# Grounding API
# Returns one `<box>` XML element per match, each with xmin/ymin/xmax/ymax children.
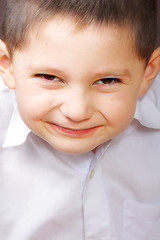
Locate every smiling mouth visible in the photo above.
<box><xmin>47</xmin><ymin>122</ymin><xmax>99</xmax><ymax>136</ymax></box>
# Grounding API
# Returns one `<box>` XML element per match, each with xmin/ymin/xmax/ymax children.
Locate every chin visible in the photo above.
<box><xmin>41</xmin><ymin>135</ymin><xmax>100</xmax><ymax>154</ymax></box>
<box><xmin>57</xmin><ymin>146</ymin><xmax>92</xmax><ymax>155</ymax></box>
<box><xmin>50</xmin><ymin>142</ymin><xmax>96</xmax><ymax>155</ymax></box>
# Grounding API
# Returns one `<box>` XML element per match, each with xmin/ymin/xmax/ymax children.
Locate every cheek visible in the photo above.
<box><xmin>15</xmin><ymin>86</ymin><xmax>56</xmax><ymax>122</ymax></box>
<box><xmin>100</xmin><ymin>95</ymin><xmax>137</xmax><ymax>129</ymax></box>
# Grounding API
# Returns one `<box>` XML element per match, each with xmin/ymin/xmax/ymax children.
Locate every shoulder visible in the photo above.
<box><xmin>0</xmin><ymin>78</ymin><xmax>14</xmax><ymax>118</ymax></box>
<box><xmin>133</xmin><ymin>73</ymin><xmax>160</xmax><ymax>130</ymax></box>
<box><xmin>0</xmin><ymin>78</ymin><xmax>14</xmax><ymax>146</ymax></box>
<box><xmin>147</xmin><ymin>73</ymin><xmax>160</xmax><ymax>109</ymax></box>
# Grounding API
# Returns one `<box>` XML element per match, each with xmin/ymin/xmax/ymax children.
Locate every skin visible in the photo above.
<box><xmin>0</xmin><ymin>17</ymin><xmax>160</xmax><ymax>154</ymax></box>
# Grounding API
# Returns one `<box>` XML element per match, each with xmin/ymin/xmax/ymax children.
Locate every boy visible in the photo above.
<box><xmin>0</xmin><ymin>0</ymin><xmax>160</xmax><ymax>239</ymax></box>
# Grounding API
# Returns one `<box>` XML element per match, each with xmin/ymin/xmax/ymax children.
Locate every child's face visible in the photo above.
<box><xmin>9</xmin><ymin>17</ymin><xmax>148</xmax><ymax>154</ymax></box>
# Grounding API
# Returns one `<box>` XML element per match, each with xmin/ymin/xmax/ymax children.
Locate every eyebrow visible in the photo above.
<box><xmin>29</xmin><ymin>65</ymin><xmax>66</xmax><ymax>77</ymax></box>
<box><xmin>95</xmin><ymin>68</ymin><xmax>132</xmax><ymax>78</ymax></box>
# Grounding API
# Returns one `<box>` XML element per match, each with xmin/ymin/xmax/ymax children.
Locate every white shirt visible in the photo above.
<box><xmin>0</xmin><ymin>74</ymin><xmax>160</xmax><ymax>240</ymax></box>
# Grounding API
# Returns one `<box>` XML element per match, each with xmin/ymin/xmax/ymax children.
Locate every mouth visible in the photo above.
<box><xmin>46</xmin><ymin>122</ymin><xmax>99</xmax><ymax>136</ymax></box>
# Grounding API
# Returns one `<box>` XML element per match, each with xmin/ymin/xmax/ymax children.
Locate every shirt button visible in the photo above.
<box><xmin>90</xmin><ymin>169</ymin><xmax>95</xmax><ymax>179</ymax></box>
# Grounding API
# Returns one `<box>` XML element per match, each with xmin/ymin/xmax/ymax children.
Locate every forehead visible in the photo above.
<box><xmin>21</xmin><ymin>15</ymin><xmax>136</xmax><ymax>54</ymax></box>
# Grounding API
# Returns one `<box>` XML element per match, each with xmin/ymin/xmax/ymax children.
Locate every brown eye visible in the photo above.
<box><xmin>43</xmin><ymin>74</ymin><xmax>56</xmax><ymax>80</ymax></box>
<box><xmin>35</xmin><ymin>74</ymin><xmax>57</xmax><ymax>81</ymax></box>
<box><xmin>97</xmin><ymin>78</ymin><xmax>121</xmax><ymax>84</ymax></box>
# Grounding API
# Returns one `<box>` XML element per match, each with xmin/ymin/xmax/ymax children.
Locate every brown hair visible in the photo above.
<box><xmin>2</xmin><ymin>0</ymin><xmax>157</xmax><ymax>62</ymax></box>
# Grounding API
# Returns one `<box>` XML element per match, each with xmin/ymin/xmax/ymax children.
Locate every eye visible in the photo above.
<box><xmin>95</xmin><ymin>78</ymin><xmax>121</xmax><ymax>85</ymax></box>
<box><xmin>35</xmin><ymin>74</ymin><xmax>60</xmax><ymax>81</ymax></box>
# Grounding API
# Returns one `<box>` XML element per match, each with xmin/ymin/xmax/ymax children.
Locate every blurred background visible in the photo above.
<box><xmin>0</xmin><ymin>0</ymin><xmax>160</xmax><ymax>45</ymax></box>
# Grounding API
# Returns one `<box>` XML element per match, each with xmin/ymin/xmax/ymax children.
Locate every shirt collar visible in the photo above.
<box><xmin>134</xmin><ymin>94</ymin><xmax>160</xmax><ymax>129</ymax></box>
<box><xmin>2</xmin><ymin>74</ymin><xmax>160</xmax><ymax>148</ymax></box>
<box><xmin>134</xmin><ymin>74</ymin><xmax>160</xmax><ymax>129</ymax></box>
<box><xmin>2</xmin><ymin>92</ymin><xmax>31</xmax><ymax>148</ymax></box>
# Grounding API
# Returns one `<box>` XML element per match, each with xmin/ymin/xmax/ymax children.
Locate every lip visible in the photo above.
<box><xmin>46</xmin><ymin>122</ymin><xmax>99</xmax><ymax>136</ymax></box>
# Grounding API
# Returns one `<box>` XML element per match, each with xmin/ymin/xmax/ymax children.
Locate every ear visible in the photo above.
<box><xmin>0</xmin><ymin>39</ymin><xmax>16</xmax><ymax>89</ymax></box>
<box><xmin>139</xmin><ymin>47</ymin><xmax>160</xmax><ymax>97</ymax></box>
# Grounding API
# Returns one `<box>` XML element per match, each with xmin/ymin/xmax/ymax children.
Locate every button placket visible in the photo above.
<box><xmin>83</xmin><ymin>164</ymin><xmax>111</xmax><ymax>240</ymax></box>
<box><xmin>90</xmin><ymin>169</ymin><xmax>95</xmax><ymax>179</ymax></box>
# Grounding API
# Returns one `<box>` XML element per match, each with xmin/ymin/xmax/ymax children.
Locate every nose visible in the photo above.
<box><xmin>60</xmin><ymin>89</ymin><xmax>93</xmax><ymax>122</ymax></box>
